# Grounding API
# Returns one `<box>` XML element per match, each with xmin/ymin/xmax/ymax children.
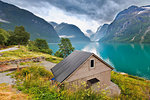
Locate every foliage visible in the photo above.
<box><xmin>27</xmin><ymin>41</ymin><xmax>39</xmax><ymax>51</ymax></box>
<box><xmin>40</xmin><ymin>49</ymin><xmax>53</xmax><ymax>55</ymax></box>
<box><xmin>28</xmin><ymin>39</ymin><xmax>53</xmax><ymax>55</ymax></box>
<box><xmin>54</xmin><ymin>51</ymin><xmax>63</xmax><ymax>58</ymax></box>
<box><xmin>0</xmin><ymin>28</ymin><xmax>10</xmax><ymax>46</ymax></box>
<box><xmin>0</xmin><ymin>46</ymin><xmax>62</xmax><ymax>63</ymax></box>
<box><xmin>34</xmin><ymin>38</ymin><xmax>49</xmax><ymax>50</ymax></box>
<box><xmin>7</xmin><ymin>26</ymin><xmax>30</xmax><ymax>46</ymax></box>
<box><xmin>10</xmin><ymin>65</ymin><xmax>109</xmax><ymax>100</ymax></box>
<box><xmin>111</xmin><ymin>71</ymin><xmax>150</xmax><ymax>99</ymax></box>
<box><xmin>55</xmin><ymin>38</ymin><xmax>74</xmax><ymax>58</ymax></box>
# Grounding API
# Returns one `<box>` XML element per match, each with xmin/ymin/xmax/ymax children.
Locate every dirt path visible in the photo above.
<box><xmin>39</xmin><ymin>61</ymin><xmax>56</xmax><ymax>70</ymax></box>
<box><xmin>0</xmin><ymin>46</ymin><xmax>19</xmax><ymax>53</ymax></box>
<box><xmin>0</xmin><ymin>72</ymin><xmax>15</xmax><ymax>84</ymax></box>
<box><xmin>0</xmin><ymin>61</ymin><xmax>56</xmax><ymax>84</ymax></box>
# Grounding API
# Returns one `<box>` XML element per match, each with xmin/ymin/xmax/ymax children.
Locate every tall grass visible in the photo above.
<box><xmin>111</xmin><ymin>71</ymin><xmax>150</xmax><ymax>99</ymax></box>
<box><xmin>0</xmin><ymin>83</ymin><xmax>29</xmax><ymax>100</ymax></box>
<box><xmin>10</xmin><ymin>65</ymin><xmax>109</xmax><ymax>100</ymax></box>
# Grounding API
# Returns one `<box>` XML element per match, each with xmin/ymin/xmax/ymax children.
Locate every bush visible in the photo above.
<box><xmin>27</xmin><ymin>41</ymin><xmax>39</xmax><ymax>51</ymax></box>
<box><xmin>40</xmin><ymin>49</ymin><xmax>53</xmax><ymax>55</ymax></box>
<box><xmin>28</xmin><ymin>39</ymin><xmax>53</xmax><ymax>55</ymax></box>
<box><xmin>34</xmin><ymin>38</ymin><xmax>49</xmax><ymax>50</ymax></box>
<box><xmin>0</xmin><ymin>28</ymin><xmax>10</xmax><ymax>46</ymax></box>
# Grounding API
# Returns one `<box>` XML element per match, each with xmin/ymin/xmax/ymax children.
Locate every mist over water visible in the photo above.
<box><xmin>49</xmin><ymin>42</ymin><xmax>150</xmax><ymax>79</ymax></box>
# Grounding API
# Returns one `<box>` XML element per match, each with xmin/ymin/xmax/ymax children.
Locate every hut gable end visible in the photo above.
<box><xmin>65</xmin><ymin>55</ymin><xmax>112</xmax><ymax>82</ymax></box>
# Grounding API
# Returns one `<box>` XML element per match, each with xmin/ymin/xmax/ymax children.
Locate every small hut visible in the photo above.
<box><xmin>51</xmin><ymin>50</ymin><xmax>120</xmax><ymax>95</ymax></box>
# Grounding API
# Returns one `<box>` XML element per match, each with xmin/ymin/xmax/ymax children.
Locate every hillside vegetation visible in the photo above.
<box><xmin>0</xmin><ymin>46</ymin><xmax>62</xmax><ymax>63</ymax></box>
<box><xmin>111</xmin><ymin>71</ymin><xmax>150</xmax><ymax>99</ymax></box>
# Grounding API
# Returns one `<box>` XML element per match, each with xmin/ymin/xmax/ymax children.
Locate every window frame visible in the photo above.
<box><xmin>90</xmin><ymin>59</ymin><xmax>95</xmax><ymax>68</ymax></box>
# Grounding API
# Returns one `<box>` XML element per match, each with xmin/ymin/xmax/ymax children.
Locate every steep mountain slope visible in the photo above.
<box><xmin>0</xmin><ymin>1</ymin><xmax>60</xmax><ymax>43</ymax></box>
<box><xmin>90</xmin><ymin>24</ymin><xmax>108</xmax><ymax>41</ymax></box>
<box><xmin>49</xmin><ymin>22</ymin><xmax>58</xmax><ymax>28</ymax></box>
<box><xmin>100</xmin><ymin>5</ymin><xmax>150</xmax><ymax>43</ymax></box>
<box><xmin>55</xmin><ymin>23</ymin><xmax>90</xmax><ymax>42</ymax></box>
<box><xmin>86</xmin><ymin>29</ymin><xmax>94</xmax><ymax>37</ymax></box>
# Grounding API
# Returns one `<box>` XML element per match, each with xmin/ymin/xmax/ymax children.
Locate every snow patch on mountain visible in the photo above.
<box><xmin>0</xmin><ymin>18</ymin><xmax>10</xmax><ymax>23</ymax></box>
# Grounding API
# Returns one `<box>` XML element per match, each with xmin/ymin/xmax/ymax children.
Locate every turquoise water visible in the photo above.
<box><xmin>49</xmin><ymin>42</ymin><xmax>150</xmax><ymax>80</ymax></box>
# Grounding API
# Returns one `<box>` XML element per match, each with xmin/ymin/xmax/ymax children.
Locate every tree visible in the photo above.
<box><xmin>54</xmin><ymin>51</ymin><xmax>63</xmax><ymax>58</ymax></box>
<box><xmin>9</xmin><ymin>26</ymin><xmax>30</xmax><ymax>47</ymax></box>
<box><xmin>34</xmin><ymin>38</ymin><xmax>49</xmax><ymax>50</ymax></box>
<box><xmin>0</xmin><ymin>28</ymin><xmax>9</xmax><ymax>46</ymax></box>
<box><xmin>55</xmin><ymin>38</ymin><xmax>74</xmax><ymax>58</ymax></box>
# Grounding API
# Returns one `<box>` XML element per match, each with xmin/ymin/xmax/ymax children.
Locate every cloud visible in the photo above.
<box><xmin>59</xmin><ymin>35</ymin><xmax>75</xmax><ymax>38</ymax></box>
<box><xmin>1</xmin><ymin>0</ymin><xmax>150</xmax><ymax>34</ymax></box>
<box><xmin>28</xmin><ymin>0</ymin><xmax>150</xmax><ymax>23</ymax></box>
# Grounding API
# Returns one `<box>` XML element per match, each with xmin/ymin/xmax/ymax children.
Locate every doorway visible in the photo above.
<box><xmin>87</xmin><ymin>78</ymin><xmax>99</xmax><ymax>88</ymax></box>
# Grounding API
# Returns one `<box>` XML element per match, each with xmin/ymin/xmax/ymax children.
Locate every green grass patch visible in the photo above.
<box><xmin>111</xmin><ymin>71</ymin><xmax>150</xmax><ymax>99</ymax></box>
<box><xmin>0</xmin><ymin>46</ymin><xmax>62</xmax><ymax>63</ymax></box>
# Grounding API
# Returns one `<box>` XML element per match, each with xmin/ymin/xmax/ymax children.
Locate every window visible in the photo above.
<box><xmin>87</xmin><ymin>78</ymin><xmax>99</xmax><ymax>84</ymax></box>
<box><xmin>87</xmin><ymin>78</ymin><xmax>99</xmax><ymax>88</ymax></box>
<box><xmin>90</xmin><ymin>60</ymin><xmax>94</xmax><ymax>68</ymax></box>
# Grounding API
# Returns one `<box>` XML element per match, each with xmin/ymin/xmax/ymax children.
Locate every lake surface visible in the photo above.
<box><xmin>49</xmin><ymin>42</ymin><xmax>150</xmax><ymax>80</ymax></box>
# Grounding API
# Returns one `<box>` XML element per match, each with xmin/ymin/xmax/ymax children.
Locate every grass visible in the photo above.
<box><xmin>111</xmin><ymin>71</ymin><xmax>150</xmax><ymax>99</ymax></box>
<box><xmin>0</xmin><ymin>83</ymin><xmax>29</xmax><ymax>100</ymax></box>
<box><xmin>9</xmin><ymin>65</ymin><xmax>109</xmax><ymax>100</ymax></box>
<box><xmin>0</xmin><ymin>46</ymin><xmax>62</xmax><ymax>63</ymax></box>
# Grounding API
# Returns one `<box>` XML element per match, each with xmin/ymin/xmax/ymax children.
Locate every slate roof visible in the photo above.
<box><xmin>51</xmin><ymin>50</ymin><xmax>113</xmax><ymax>83</ymax></box>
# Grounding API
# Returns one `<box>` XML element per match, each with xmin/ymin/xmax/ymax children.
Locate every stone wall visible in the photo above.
<box><xmin>0</xmin><ymin>57</ymin><xmax>45</xmax><ymax>65</ymax></box>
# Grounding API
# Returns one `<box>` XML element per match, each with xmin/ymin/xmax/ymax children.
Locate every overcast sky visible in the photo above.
<box><xmin>2</xmin><ymin>0</ymin><xmax>150</xmax><ymax>35</ymax></box>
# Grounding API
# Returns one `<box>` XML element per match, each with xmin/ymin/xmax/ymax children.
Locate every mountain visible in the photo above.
<box><xmin>0</xmin><ymin>1</ymin><xmax>60</xmax><ymax>43</ymax></box>
<box><xmin>55</xmin><ymin>23</ymin><xmax>90</xmax><ymax>42</ymax></box>
<box><xmin>86</xmin><ymin>29</ymin><xmax>94</xmax><ymax>37</ymax></box>
<box><xmin>90</xmin><ymin>24</ymin><xmax>108</xmax><ymax>41</ymax></box>
<box><xmin>49</xmin><ymin>22</ymin><xmax>58</xmax><ymax>28</ymax></box>
<box><xmin>100</xmin><ymin>5</ymin><xmax>150</xmax><ymax>43</ymax></box>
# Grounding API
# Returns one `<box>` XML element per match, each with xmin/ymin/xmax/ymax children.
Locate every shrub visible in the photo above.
<box><xmin>27</xmin><ymin>41</ymin><xmax>39</xmax><ymax>51</ymax></box>
<box><xmin>34</xmin><ymin>38</ymin><xmax>49</xmax><ymax>50</ymax></box>
<box><xmin>40</xmin><ymin>49</ymin><xmax>53</xmax><ymax>55</ymax></box>
<box><xmin>27</xmin><ymin>39</ymin><xmax>53</xmax><ymax>55</ymax></box>
<box><xmin>0</xmin><ymin>28</ymin><xmax>10</xmax><ymax>46</ymax></box>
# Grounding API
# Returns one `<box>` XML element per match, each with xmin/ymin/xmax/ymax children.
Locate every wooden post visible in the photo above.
<box><xmin>17</xmin><ymin>63</ymin><xmax>20</xmax><ymax>71</ymax></box>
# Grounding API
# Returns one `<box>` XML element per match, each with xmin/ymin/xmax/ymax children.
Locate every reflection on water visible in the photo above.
<box><xmin>49</xmin><ymin>42</ymin><xmax>150</xmax><ymax>79</ymax></box>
